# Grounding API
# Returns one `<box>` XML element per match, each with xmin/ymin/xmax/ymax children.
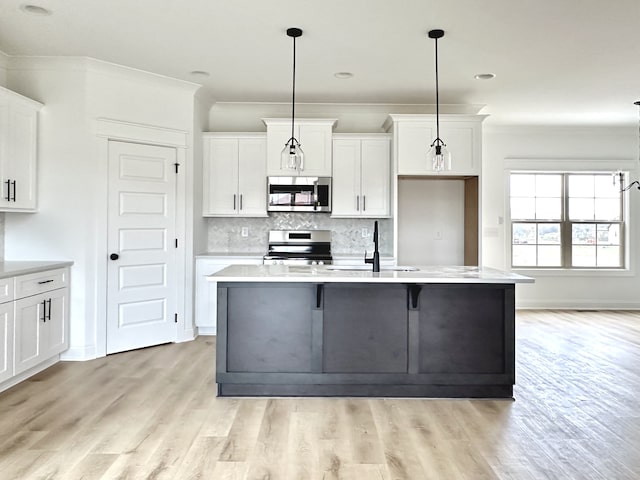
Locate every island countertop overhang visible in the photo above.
<box><xmin>208</xmin><ymin>264</ymin><xmax>534</xmax><ymax>284</ymax></box>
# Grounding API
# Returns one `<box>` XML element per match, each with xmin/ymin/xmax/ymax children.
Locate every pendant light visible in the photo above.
<box><xmin>613</xmin><ymin>100</ymin><xmax>640</xmax><ymax>191</ymax></box>
<box><xmin>281</xmin><ymin>27</ymin><xmax>304</xmax><ymax>172</ymax></box>
<box><xmin>426</xmin><ymin>29</ymin><xmax>451</xmax><ymax>172</ymax></box>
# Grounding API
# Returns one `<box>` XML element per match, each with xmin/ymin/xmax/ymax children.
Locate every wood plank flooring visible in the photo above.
<box><xmin>1</xmin><ymin>310</ymin><xmax>640</xmax><ymax>479</ymax></box>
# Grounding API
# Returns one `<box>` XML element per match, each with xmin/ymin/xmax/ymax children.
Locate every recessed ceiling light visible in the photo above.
<box><xmin>20</xmin><ymin>4</ymin><xmax>52</xmax><ymax>15</ymax></box>
<box><xmin>474</xmin><ymin>73</ymin><xmax>495</xmax><ymax>80</ymax></box>
<box><xmin>334</xmin><ymin>72</ymin><xmax>354</xmax><ymax>79</ymax></box>
<box><xmin>189</xmin><ymin>70</ymin><xmax>210</xmax><ymax>78</ymax></box>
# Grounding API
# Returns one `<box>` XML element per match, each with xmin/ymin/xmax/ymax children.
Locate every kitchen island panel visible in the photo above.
<box><xmin>223</xmin><ymin>284</ymin><xmax>315</xmax><ymax>373</ymax></box>
<box><xmin>323</xmin><ymin>284</ymin><xmax>407</xmax><ymax>373</ymax></box>
<box><xmin>418</xmin><ymin>284</ymin><xmax>512</xmax><ymax>375</ymax></box>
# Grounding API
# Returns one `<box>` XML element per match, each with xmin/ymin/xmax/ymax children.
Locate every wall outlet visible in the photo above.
<box><xmin>241</xmin><ymin>227</ymin><xmax>249</xmax><ymax>237</ymax></box>
<box><xmin>362</xmin><ymin>227</ymin><xmax>369</xmax><ymax>238</ymax></box>
<box><xmin>435</xmin><ymin>230</ymin><xmax>443</xmax><ymax>240</ymax></box>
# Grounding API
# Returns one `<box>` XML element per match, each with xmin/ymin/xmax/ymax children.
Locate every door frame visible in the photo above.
<box><xmin>95</xmin><ymin>118</ymin><xmax>193</xmax><ymax>357</ymax></box>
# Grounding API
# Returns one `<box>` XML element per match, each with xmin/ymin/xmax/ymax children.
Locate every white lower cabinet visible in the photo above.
<box><xmin>14</xmin><ymin>289</ymin><xmax>67</xmax><ymax>375</ymax></box>
<box><xmin>0</xmin><ymin>265</ymin><xmax>70</xmax><ymax>393</ymax></box>
<box><xmin>195</xmin><ymin>256</ymin><xmax>262</xmax><ymax>335</ymax></box>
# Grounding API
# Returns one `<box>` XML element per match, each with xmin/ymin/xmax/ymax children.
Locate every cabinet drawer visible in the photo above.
<box><xmin>0</xmin><ymin>278</ymin><xmax>15</xmax><ymax>303</ymax></box>
<box><xmin>15</xmin><ymin>268</ymin><xmax>69</xmax><ymax>299</ymax></box>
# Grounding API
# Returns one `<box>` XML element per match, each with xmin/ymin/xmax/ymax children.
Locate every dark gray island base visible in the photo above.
<box><xmin>216</xmin><ymin>280</ymin><xmax>516</xmax><ymax>398</ymax></box>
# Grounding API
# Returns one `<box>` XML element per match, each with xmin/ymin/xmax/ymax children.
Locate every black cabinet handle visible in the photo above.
<box><xmin>41</xmin><ymin>300</ymin><xmax>47</xmax><ymax>322</ymax></box>
<box><xmin>356</xmin><ymin>195</ymin><xmax>359</xmax><ymax>211</ymax></box>
<box><xmin>38</xmin><ymin>279</ymin><xmax>54</xmax><ymax>285</ymax></box>
<box><xmin>11</xmin><ymin>181</ymin><xmax>16</xmax><ymax>202</ymax></box>
<box><xmin>110</xmin><ymin>253</ymin><xmax>119</xmax><ymax>260</ymax></box>
<box><xmin>4</xmin><ymin>180</ymin><xmax>10</xmax><ymax>202</ymax></box>
<box><xmin>363</xmin><ymin>195</ymin><xmax>366</xmax><ymax>212</ymax></box>
<box><xmin>47</xmin><ymin>298</ymin><xmax>52</xmax><ymax>321</ymax></box>
<box><xmin>240</xmin><ymin>194</ymin><xmax>243</xmax><ymax>210</ymax></box>
<box><xmin>233</xmin><ymin>194</ymin><xmax>236</xmax><ymax>210</ymax></box>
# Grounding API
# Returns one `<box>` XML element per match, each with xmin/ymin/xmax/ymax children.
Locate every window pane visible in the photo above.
<box><xmin>511</xmin><ymin>174</ymin><xmax>535</xmax><ymax>197</ymax></box>
<box><xmin>595</xmin><ymin>175</ymin><xmax>620</xmax><ymax>197</ymax></box>
<box><xmin>573</xmin><ymin>245</ymin><xmax>596</xmax><ymax>266</ymax></box>
<box><xmin>536</xmin><ymin>175</ymin><xmax>562</xmax><ymax>197</ymax></box>
<box><xmin>511</xmin><ymin>198</ymin><xmax>535</xmax><ymax>219</ymax></box>
<box><xmin>594</xmin><ymin>198</ymin><xmax>620</xmax><ymax>221</ymax></box>
<box><xmin>538</xmin><ymin>224</ymin><xmax>560</xmax><ymax>244</ymax></box>
<box><xmin>569</xmin><ymin>198</ymin><xmax>594</xmax><ymax>220</ymax></box>
<box><xmin>513</xmin><ymin>223</ymin><xmax>536</xmax><ymax>244</ymax></box>
<box><xmin>597</xmin><ymin>246</ymin><xmax>620</xmax><ymax>267</ymax></box>
<box><xmin>538</xmin><ymin>245</ymin><xmax>562</xmax><ymax>266</ymax></box>
<box><xmin>513</xmin><ymin>245</ymin><xmax>536</xmax><ymax>266</ymax></box>
<box><xmin>572</xmin><ymin>224</ymin><xmax>595</xmax><ymax>244</ymax></box>
<box><xmin>536</xmin><ymin>197</ymin><xmax>562</xmax><ymax>220</ymax></box>
<box><xmin>569</xmin><ymin>175</ymin><xmax>594</xmax><ymax>197</ymax></box>
<box><xmin>597</xmin><ymin>224</ymin><xmax>620</xmax><ymax>245</ymax></box>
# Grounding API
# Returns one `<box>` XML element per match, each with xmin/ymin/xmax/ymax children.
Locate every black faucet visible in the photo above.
<box><xmin>364</xmin><ymin>221</ymin><xmax>380</xmax><ymax>272</ymax></box>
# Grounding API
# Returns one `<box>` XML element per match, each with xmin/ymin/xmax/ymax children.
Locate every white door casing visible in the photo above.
<box><xmin>107</xmin><ymin>140</ymin><xmax>177</xmax><ymax>354</ymax></box>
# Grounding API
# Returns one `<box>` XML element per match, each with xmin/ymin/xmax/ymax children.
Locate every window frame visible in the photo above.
<box><xmin>504</xmin><ymin>158</ymin><xmax>636</xmax><ymax>276</ymax></box>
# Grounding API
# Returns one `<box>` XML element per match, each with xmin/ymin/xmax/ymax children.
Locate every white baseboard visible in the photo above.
<box><xmin>61</xmin><ymin>344</ymin><xmax>96</xmax><ymax>361</ymax></box>
<box><xmin>516</xmin><ymin>300</ymin><xmax>640</xmax><ymax>310</ymax></box>
<box><xmin>197</xmin><ymin>326</ymin><xmax>216</xmax><ymax>336</ymax></box>
<box><xmin>176</xmin><ymin>328</ymin><xmax>196</xmax><ymax>343</ymax></box>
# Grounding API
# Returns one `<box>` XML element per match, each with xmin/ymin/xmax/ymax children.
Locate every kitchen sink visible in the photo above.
<box><xmin>326</xmin><ymin>265</ymin><xmax>419</xmax><ymax>272</ymax></box>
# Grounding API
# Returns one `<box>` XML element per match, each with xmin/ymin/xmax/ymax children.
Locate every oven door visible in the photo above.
<box><xmin>267</xmin><ymin>176</ymin><xmax>331</xmax><ymax>212</ymax></box>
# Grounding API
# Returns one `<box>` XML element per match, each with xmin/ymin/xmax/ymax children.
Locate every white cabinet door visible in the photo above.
<box><xmin>237</xmin><ymin>138</ymin><xmax>267</xmax><ymax>216</ymax></box>
<box><xmin>41</xmin><ymin>288</ymin><xmax>68</xmax><ymax>360</ymax></box>
<box><xmin>0</xmin><ymin>302</ymin><xmax>14</xmax><ymax>383</ymax></box>
<box><xmin>0</xmin><ymin>88</ymin><xmax>41</xmax><ymax>211</ymax></box>
<box><xmin>264</xmin><ymin>119</ymin><xmax>336</xmax><ymax>176</ymax></box>
<box><xmin>204</xmin><ymin>137</ymin><xmax>239</xmax><ymax>215</ymax></box>
<box><xmin>332</xmin><ymin>137</ymin><xmax>390</xmax><ymax>218</ymax></box>
<box><xmin>332</xmin><ymin>139</ymin><xmax>361</xmax><ymax>216</ymax></box>
<box><xmin>298</xmin><ymin>124</ymin><xmax>332</xmax><ymax>176</ymax></box>
<box><xmin>14</xmin><ymin>293</ymin><xmax>46</xmax><ymax>375</ymax></box>
<box><xmin>360</xmin><ymin>139</ymin><xmax>390</xmax><ymax>217</ymax></box>
<box><xmin>203</xmin><ymin>135</ymin><xmax>267</xmax><ymax>217</ymax></box>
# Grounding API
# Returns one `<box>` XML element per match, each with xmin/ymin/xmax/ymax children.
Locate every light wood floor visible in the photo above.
<box><xmin>1</xmin><ymin>310</ymin><xmax>640</xmax><ymax>479</ymax></box>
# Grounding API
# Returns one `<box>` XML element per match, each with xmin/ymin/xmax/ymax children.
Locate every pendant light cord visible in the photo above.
<box><xmin>434</xmin><ymin>35</ymin><xmax>440</xmax><ymax>142</ymax></box>
<box><xmin>290</xmin><ymin>35</ymin><xmax>297</xmax><ymax>144</ymax></box>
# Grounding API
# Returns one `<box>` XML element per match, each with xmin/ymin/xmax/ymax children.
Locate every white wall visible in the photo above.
<box><xmin>0</xmin><ymin>51</ymin><xmax>7</xmax><ymax>87</ymax></box>
<box><xmin>482</xmin><ymin>125</ymin><xmax>640</xmax><ymax>308</ymax></box>
<box><xmin>4</xmin><ymin>57</ymin><xmax>199</xmax><ymax>359</ymax></box>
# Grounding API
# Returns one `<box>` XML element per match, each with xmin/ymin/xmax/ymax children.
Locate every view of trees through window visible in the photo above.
<box><xmin>510</xmin><ymin>173</ymin><xmax>623</xmax><ymax>268</ymax></box>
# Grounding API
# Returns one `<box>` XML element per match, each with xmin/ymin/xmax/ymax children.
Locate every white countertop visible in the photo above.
<box><xmin>0</xmin><ymin>261</ymin><xmax>73</xmax><ymax>279</ymax></box>
<box><xmin>208</xmin><ymin>264</ymin><xmax>534</xmax><ymax>284</ymax></box>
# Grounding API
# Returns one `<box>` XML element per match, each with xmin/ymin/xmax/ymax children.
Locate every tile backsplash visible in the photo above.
<box><xmin>206</xmin><ymin>213</ymin><xmax>393</xmax><ymax>256</ymax></box>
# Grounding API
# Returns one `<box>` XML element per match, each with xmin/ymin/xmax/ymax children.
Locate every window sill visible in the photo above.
<box><xmin>511</xmin><ymin>267</ymin><xmax>634</xmax><ymax>278</ymax></box>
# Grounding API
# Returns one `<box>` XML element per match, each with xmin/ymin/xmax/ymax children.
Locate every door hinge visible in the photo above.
<box><xmin>174</xmin><ymin>313</ymin><xmax>178</xmax><ymax>323</ymax></box>
<box><xmin>174</xmin><ymin>163</ymin><xmax>180</xmax><ymax>173</ymax></box>
<box><xmin>175</xmin><ymin>238</ymin><xmax>178</xmax><ymax>248</ymax></box>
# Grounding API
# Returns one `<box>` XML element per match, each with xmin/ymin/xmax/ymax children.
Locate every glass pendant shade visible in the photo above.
<box><xmin>427</xmin><ymin>141</ymin><xmax>451</xmax><ymax>172</ymax></box>
<box><xmin>281</xmin><ymin>140</ymin><xmax>305</xmax><ymax>171</ymax></box>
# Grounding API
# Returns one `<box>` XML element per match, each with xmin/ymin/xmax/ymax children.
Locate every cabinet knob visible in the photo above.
<box><xmin>110</xmin><ymin>253</ymin><xmax>119</xmax><ymax>261</ymax></box>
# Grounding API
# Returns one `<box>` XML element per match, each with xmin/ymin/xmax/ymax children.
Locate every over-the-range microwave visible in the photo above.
<box><xmin>267</xmin><ymin>176</ymin><xmax>331</xmax><ymax>212</ymax></box>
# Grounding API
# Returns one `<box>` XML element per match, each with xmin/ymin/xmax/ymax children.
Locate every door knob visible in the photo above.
<box><xmin>110</xmin><ymin>253</ymin><xmax>119</xmax><ymax>260</ymax></box>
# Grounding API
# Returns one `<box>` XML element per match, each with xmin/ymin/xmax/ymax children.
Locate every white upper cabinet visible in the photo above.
<box><xmin>332</xmin><ymin>135</ymin><xmax>391</xmax><ymax>218</ymax></box>
<box><xmin>203</xmin><ymin>133</ymin><xmax>267</xmax><ymax>217</ymax></box>
<box><xmin>263</xmin><ymin>118</ymin><xmax>337</xmax><ymax>176</ymax></box>
<box><xmin>385</xmin><ymin>114</ymin><xmax>486</xmax><ymax>176</ymax></box>
<box><xmin>0</xmin><ymin>87</ymin><xmax>42</xmax><ymax>212</ymax></box>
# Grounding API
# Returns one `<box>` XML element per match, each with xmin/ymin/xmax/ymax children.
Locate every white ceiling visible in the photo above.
<box><xmin>1</xmin><ymin>0</ymin><xmax>639</xmax><ymax>126</ymax></box>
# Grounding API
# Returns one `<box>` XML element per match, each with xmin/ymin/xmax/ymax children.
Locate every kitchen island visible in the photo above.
<box><xmin>209</xmin><ymin>265</ymin><xmax>533</xmax><ymax>398</ymax></box>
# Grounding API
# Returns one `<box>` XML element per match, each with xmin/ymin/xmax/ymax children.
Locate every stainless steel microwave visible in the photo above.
<box><xmin>267</xmin><ymin>176</ymin><xmax>332</xmax><ymax>212</ymax></box>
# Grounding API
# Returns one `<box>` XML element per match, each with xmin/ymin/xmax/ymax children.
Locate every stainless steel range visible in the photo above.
<box><xmin>263</xmin><ymin>230</ymin><xmax>332</xmax><ymax>265</ymax></box>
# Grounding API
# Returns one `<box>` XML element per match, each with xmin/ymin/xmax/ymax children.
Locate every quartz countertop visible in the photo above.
<box><xmin>0</xmin><ymin>260</ymin><xmax>73</xmax><ymax>279</ymax></box>
<box><xmin>208</xmin><ymin>264</ymin><xmax>534</xmax><ymax>284</ymax></box>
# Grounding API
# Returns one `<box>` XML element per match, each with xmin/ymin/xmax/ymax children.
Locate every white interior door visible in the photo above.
<box><xmin>107</xmin><ymin>141</ymin><xmax>177</xmax><ymax>354</ymax></box>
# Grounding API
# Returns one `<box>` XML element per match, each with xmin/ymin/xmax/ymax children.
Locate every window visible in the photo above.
<box><xmin>510</xmin><ymin>172</ymin><xmax>624</xmax><ymax>268</ymax></box>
